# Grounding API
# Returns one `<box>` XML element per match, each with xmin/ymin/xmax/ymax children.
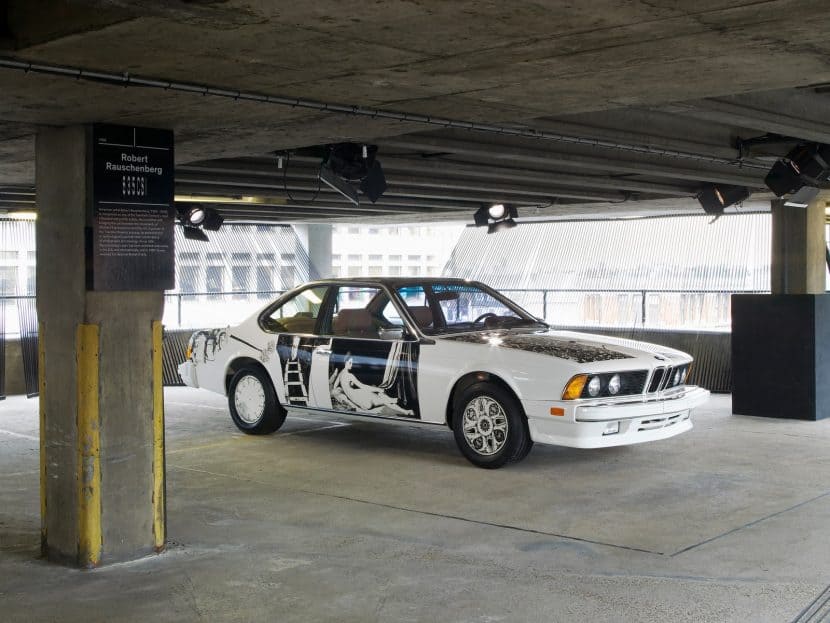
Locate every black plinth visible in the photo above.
<box><xmin>732</xmin><ymin>294</ymin><xmax>830</xmax><ymax>420</ymax></box>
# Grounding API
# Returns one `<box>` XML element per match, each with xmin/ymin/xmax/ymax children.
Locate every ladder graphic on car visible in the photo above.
<box><xmin>284</xmin><ymin>359</ymin><xmax>308</xmax><ymax>406</ymax></box>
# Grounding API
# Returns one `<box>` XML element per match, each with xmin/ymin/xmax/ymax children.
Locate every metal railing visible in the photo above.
<box><xmin>156</xmin><ymin>287</ymin><xmax>769</xmax><ymax>332</ymax></box>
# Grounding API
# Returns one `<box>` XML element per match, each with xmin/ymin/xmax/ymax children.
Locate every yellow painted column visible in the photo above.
<box><xmin>76</xmin><ymin>324</ymin><xmax>102</xmax><ymax>567</ymax></box>
<box><xmin>38</xmin><ymin>322</ymin><xmax>47</xmax><ymax>554</ymax></box>
<box><xmin>151</xmin><ymin>321</ymin><xmax>166</xmax><ymax>552</ymax></box>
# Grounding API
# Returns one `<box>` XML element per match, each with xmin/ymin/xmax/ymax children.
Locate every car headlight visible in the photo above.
<box><xmin>607</xmin><ymin>374</ymin><xmax>621</xmax><ymax>395</ymax></box>
<box><xmin>587</xmin><ymin>375</ymin><xmax>601</xmax><ymax>397</ymax></box>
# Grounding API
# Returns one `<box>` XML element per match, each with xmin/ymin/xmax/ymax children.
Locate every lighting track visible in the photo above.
<box><xmin>0</xmin><ymin>56</ymin><xmax>768</xmax><ymax>171</ymax></box>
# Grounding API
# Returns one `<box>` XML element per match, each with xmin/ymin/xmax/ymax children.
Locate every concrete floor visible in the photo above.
<box><xmin>1</xmin><ymin>389</ymin><xmax>830</xmax><ymax>622</ymax></box>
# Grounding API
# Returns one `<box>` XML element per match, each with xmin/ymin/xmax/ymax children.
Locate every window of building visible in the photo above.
<box><xmin>408</xmin><ymin>266</ymin><xmax>421</xmax><ymax>276</ymax></box>
<box><xmin>389</xmin><ymin>255</ymin><xmax>402</xmax><ymax>262</ymax></box>
<box><xmin>280</xmin><ymin>253</ymin><xmax>296</xmax><ymax>289</ymax></box>
<box><xmin>0</xmin><ymin>266</ymin><xmax>17</xmax><ymax>296</ymax></box>
<box><xmin>368</xmin><ymin>254</ymin><xmax>382</xmax><ymax>262</ymax></box>
<box><xmin>206</xmin><ymin>266</ymin><xmax>224</xmax><ymax>299</ymax></box>
<box><xmin>368</xmin><ymin>265</ymin><xmax>382</xmax><ymax>276</ymax></box>
<box><xmin>408</xmin><ymin>255</ymin><xmax>421</xmax><ymax>262</ymax></box>
<box><xmin>388</xmin><ymin>266</ymin><xmax>402</xmax><ymax>276</ymax></box>
<box><xmin>331</xmin><ymin>254</ymin><xmax>341</xmax><ymax>264</ymax></box>
<box><xmin>347</xmin><ymin>254</ymin><xmax>362</xmax><ymax>263</ymax></box>
<box><xmin>347</xmin><ymin>226</ymin><xmax>360</xmax><ymax>235</ymax></box>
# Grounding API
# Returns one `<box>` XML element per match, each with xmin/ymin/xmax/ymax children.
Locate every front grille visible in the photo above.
<box><xmin>648</xmin><ymin>367</ymin><xmax>665</xmax><ymax>392</ymax></box>
<box><xmin>647</xmin><ymin>364</ymin><xmax>689</xmax><ymax>394</ymax></box>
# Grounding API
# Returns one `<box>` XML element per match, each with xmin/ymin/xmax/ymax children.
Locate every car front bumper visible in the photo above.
<box><xmin>178</xmin><ymin>360</ymin><xmax>198</xmax><ymax>388</ymax></box>
<box><xmin>522</xmin><ymin>386</ymin><xmax>709</xmax><ymax>448</ymax></box>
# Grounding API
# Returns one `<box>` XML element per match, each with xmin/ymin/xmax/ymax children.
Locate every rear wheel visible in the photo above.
<box><xmin>452</xmin><ymin>381</ymin><xmax>533</xmax><ymax>468</ymax></box>
<box><xmin>228</xmin><ymin>366</ymin><xmax>285</xmax><ymax>434</ymax></box>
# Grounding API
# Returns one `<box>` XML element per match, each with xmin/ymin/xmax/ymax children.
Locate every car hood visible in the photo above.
<box><xmin>438</xmin><ymin>328</ymin><xmax>689</xmax><ymax>364</ymax></box>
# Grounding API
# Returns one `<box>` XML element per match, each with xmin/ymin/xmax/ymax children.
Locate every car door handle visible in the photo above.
<box><xmin>316</xmin><ymin>347</ymin><xmax>331</xmax><ymax>354</ymax></box>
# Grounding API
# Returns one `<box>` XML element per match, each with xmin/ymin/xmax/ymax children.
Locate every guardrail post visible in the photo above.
<box><xmin>641</xmin><ymin>290</ymin><xmax>647</xmax><ymax>326</ymax></box>
<box><xmin>542</xmin><ymin>290</ymin><xmax>548</xmax><ymax>321</ymax></box>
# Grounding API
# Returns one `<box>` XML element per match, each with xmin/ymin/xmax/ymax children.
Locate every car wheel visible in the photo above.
<box><xmin>228</xmin><ymin>366</ymin><xmax>286</xmax><ymax>435</ymax></box>
<box><xmin>452</xmin><ymin>381</ymin><xmax>533</xmax><ymax>469</ymax></box>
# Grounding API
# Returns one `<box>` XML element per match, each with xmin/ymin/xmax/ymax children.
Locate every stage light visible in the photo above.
<box><xmin>318</xmin><ymin>143</ymin><xmax>387</xmax><ymax>204</ymax></box>
<box><xmin>697</xmin><ymin>184</ymin><xmax>750</xmax><ymax>215</ymax></box>
<box><xmin>184</xmin><ymin>205</ymin><xmax>206</xmax><ymax>226</ymax></box>
<box><xmin>473</xmin><ymin>203</ymin><xmax>518</xmax><ymax>233</ymax></box>
<box><xmin>765</xmin><ymin>142</ymin><xmax>830</xmax><ymax>198</ymax></box>
<box><xmin>488</xmin><ymin>203</ymin><xmax>506</xmax><ymax>219</ymax></box>
<box><xmin>177</xmin><ymin>204</ymin><xmax>223</xmax><ymax>242</ymax></box>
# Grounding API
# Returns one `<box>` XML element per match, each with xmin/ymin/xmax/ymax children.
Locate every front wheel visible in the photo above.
<box><xmin>452</xmin><ymin>382</ymin><xmax>533</xmax><ymax>469</ymax></box>
<box><xmin>228</xmin><ymin>366</ymin><xmax>286</xmax><ymax>434</ymax></box>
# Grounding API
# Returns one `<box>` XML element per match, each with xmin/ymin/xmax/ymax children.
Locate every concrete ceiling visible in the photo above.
<box><xmin>2</xmin><ymin>0</ymin><xmax>830</xmax><ymax>222</ymax></box>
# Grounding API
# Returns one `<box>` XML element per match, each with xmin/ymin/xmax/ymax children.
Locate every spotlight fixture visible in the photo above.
<box><xmin>183</xmin><ymin>205</ymin><xmax>206</xmax><ymax>226</ymax></box>
<box><xmin>784</xmin><ymin>186</ymin><xmax>820</xmax><ymax>208</ymax></box>
<box><xmin>696</xmin><ymin>184</ymin><xmax>750</xmax><ymax>215</ymax></box>
<box><xmin>474</xmin><ymin>203</ymin><xmax>518</xmax><ymax>234</ymax></box>
<box><xmin>176</xmin><ymin>203</ymin><xmax>223</xmax><ymax>242</ymax></box>
<box><xmin>318</xmin><ymin>143</ymin><xmax>387</xmax><ymax>205</ymax></box>
<box><xmin>765</xmin><ymin>142</ymin><xmax>830</xmax><ymax>198</ymax></box>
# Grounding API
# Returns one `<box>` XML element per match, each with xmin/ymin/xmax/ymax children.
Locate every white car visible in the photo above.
<box><xmin>178</xmin><ymin>278</ymin><xmax>709</xmax><ymax>468</ymax></box>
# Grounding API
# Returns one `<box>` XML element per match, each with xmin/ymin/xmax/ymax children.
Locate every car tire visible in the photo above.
<box><xmin>228</xmin><ymin>365</ymin><xmax>286</xmax><ymax>435</ymax></box>
<box><xmin>452</xmin><ymin>381</ymin><xmax>533</xmax><ymax>469</ymax></box>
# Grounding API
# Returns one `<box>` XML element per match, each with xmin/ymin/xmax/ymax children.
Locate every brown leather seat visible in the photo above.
<box><xmin>332</xmin><ymin>308</ymin><xmax>378</xmax><ymax>339</ymax></box>
<box><xmin>408</xmin><ymin>306</ymin><xmax>433</xmax><ymax>328</ymax></box>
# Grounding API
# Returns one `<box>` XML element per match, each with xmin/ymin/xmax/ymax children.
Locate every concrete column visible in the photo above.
<box><xmin>294</xmin><ymin>223</ymin><xmax>333</xmax><ymax>279</ymax></box>
<box><xmin>771</xmin><ymin>194</ymin><xmax>827</xmax><ymax>294</ymax></box>
<box><xmin>36</xmin><ymin>127</ymin><xmax>166</xmax><ymax>566</ymax></box>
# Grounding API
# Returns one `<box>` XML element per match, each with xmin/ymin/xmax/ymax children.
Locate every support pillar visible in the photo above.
<box><xmin>732</xmin><ymin>194</ymin><xmax>829</xmax><ymax>420</ymax></box>
<box><xmin>294</xmin><ymin>224</ymin><xmax>333</xmax><ymax>279</ymax></box>
<box><xmin>36</xmin><ymin>126</ymin><xmax>166</xmax><ymax>565</ymax></box>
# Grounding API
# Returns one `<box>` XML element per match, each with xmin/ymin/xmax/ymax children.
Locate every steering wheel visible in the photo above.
<box><xmin>473</xmin><ymin>312</ymin><xmax>498</xmax><ymax>324</ymax></box>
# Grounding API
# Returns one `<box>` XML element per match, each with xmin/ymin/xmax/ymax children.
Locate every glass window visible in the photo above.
<box><xmin>408</xmin><ymin>255</ymin><xmax>420</xmax><ymax>262</ymax></box>
<box><xmin>347</xmin><ymin>254</ymin><xmax>361</xmax><ymax>263</ymax></box>
<box><xmin>368</xmin><ymin>254</ymin><xmax>382</xmax><ymax>262</ymax></box>
<box><xmin>260</xmin><ymin>285</ymin><xmax>327</xmax><ymax>333</ymax></box>
<box><xmin>388</xmin><ymin>265</ymin><xmax>402</xmax><ymax>276</ymax></box>
<box><xmin>206</xmin><ymin>266</ymin><xmax>224</xmax><ymax>299</ymax></box>
<box><xmin>389</xmin><ymin>255</ymin><xmax>402</xmax><ymax>262</ymax></box>
<box><xmin>331</xmin><ymin>254</ymin><xmax>341</xmax><ymax>263</ymax></box>
<box><xmin>0</xmin><ymin>266</ymin><xmax>17</xmax><ymax>296</ymax></box>
<box><xmin>26</xmin><ymin>266</ymin><xmax>35</xmax><ymax>296</ymax></box>
<box><xmin>368</xmin><ymin>265</ymin><xmax>382</xmax><ymax>276</ymax></box>
<box><xmin>328</xmin><ymin>286</ymin><xmax>397</xmax><ymax>340</ymax></box>
<box><xmin>256</xmin><ymin>266</ymin><xmax>274</xmax><ymax>299</ymax></box>
<box><xmin>426</xmin><ymin>283</ymin><xmax>533</xmax><ymax>335</ymax></box>
<box><xmin>347</xmin><ymin>226</ymin><xmax>360</xmax><ymax>234</ymax></box>
<box><xmin>178</xmin><ymin>264</ymin><xmax>199</xmax><ymax>299</ymax></box>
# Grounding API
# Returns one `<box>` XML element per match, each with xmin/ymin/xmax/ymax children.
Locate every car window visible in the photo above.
<box><xmin>326</xmin><ymin>286</ymin><xmax>383</xmax><ymax>339</ymax></box>
<box><xmin>260</xmin><ymin>286</ymin><xmax>327</xmax><ymax>333</ymax></box>
<box><xmin>393</xmin><ymin>285</ymin><xmax>435</xmax><ymax>330</ymax></box>
<box><xmin>430</xmin><ymin>283</ymin><xmax>523</xmax><ymax>333</ymax></box>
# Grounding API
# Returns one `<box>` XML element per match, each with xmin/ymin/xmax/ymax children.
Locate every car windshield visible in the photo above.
<box><xmin>396</xmin><ymin>282</ymin><xmax>546</xmax><ymax>335</ymax></box>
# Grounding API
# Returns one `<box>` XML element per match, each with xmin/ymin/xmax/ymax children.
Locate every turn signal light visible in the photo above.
<box><xmin>185</xmin><ymin>344</ymin><xmax>193</xmax><ymax>360</ymax></box>
<box><xmin>562</xmin><ymin>374</ymin><xmax>588</xmax><ymax>400</ymax></box>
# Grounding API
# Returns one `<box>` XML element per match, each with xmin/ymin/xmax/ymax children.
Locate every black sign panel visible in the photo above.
<box><xmin>91</xmin><ymin>124</ymin><xmax>174</xmax><ymax>290</ymax></box>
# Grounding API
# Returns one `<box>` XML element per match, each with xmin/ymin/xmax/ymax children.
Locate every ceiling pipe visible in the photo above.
<box><xmin>0</xmin><ymin>56</ymin><xmax>768</xmax><ymax>171</ymax></box>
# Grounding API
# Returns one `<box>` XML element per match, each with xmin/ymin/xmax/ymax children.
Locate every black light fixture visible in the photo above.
<box><xmin>318</xmin><ymin>143</ymin><xmax>387</xmax><ymax>205</ymax></box>
<box><xmin>177</xmin><ymin>204</ymin><xmax>223</xmax><ymax>242</ymax></box>
<box><xmin>765</xmin><ymin>142</ymin><xmax>830</xmax><ymax>199</ymax></box>
<box><xmin>474</xmin><ymin>203</ymin><xmax>518</xmax><ymax>233</ymax></box>
<box><xmin>697</xmin><ymin>184</ymin><xmax>750</xmax><ymax>215</ymax></box>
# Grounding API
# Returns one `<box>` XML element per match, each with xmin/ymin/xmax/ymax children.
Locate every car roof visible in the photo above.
<box><xmin>302</xmin><ymin>277</ymin><xmax>485</xmax><ymax>288</ymax></box>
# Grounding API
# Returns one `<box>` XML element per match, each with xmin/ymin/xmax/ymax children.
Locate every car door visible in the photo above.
<box><xmin>317</xmin><ymin>284</ymin><xmax>421</xmax><ymax>419</ymax></box>
<box><xmin>260</xmin><ymin>284</ymin><xmax>330</xmax><ymax>408</ymax></box>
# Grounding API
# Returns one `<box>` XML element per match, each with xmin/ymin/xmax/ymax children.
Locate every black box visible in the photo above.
<box><xmin>732</xmin><ymin>294</ymin><xmax>830</xmax><ymax>420</ymax></box>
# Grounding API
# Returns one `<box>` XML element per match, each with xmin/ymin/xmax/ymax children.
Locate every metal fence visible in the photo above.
<box><xmin>1</xmin><ymin>286</ymin><xmax>772</xmax><ymax>397</ymax></box>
